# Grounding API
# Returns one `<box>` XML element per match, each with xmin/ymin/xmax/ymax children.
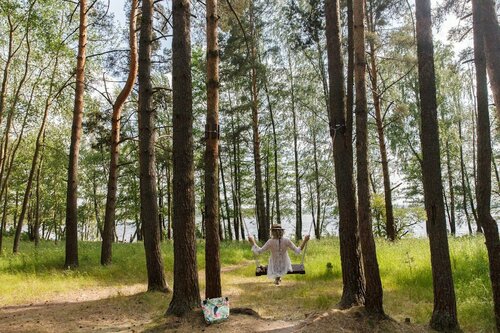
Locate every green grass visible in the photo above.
<box><xmin>0</xmin><ymin>236</ymin><xmax>495</xmax><ymax>332</ymax></box>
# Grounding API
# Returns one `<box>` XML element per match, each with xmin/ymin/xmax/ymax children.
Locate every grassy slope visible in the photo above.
<box><xmin>0</xmin><ymin>236</ymin><xmax>494</xmax><ymax>332</ymax></box>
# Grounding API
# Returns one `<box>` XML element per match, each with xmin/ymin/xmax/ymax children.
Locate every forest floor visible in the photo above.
<box><xmin>0</xmin><ymin>264</ymin><xmax>430</xmax><ymax>333</ymax></box>
<box><xmin>1</xmin><ymin>237</ymin><xmax>493</xmax><ymax>332</ymax></box>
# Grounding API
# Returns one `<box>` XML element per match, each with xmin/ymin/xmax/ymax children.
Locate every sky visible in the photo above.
<box><xmin>109</xmin><ymin>0</ymin><xmax>127</xmax><ymax>26</ymax></box>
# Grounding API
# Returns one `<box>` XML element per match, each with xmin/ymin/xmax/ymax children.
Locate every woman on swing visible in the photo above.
<box><xmin>248</xmin><ymin>224</ymin><xmax>310</xmax><ymax>285</ymax></box>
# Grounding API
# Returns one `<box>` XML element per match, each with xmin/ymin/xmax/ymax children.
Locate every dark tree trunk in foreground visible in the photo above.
<box><xmin>353</xmin><ymin>0</ymin><xmax>384</xmax><ymax>316</ymax></box>
<box><xmin>101</xmin><ymin>0</ymin><xmax>138</xmax><ymax>265</ymax></box>
<box><xmin>137</xmin><ymin>0</ymin><xmax>168</xmax><ymax>292</ymax></box>
<box><xmin>65</xmin><ymin>0</ymin><xmax>87</xmax><ymax>268</ymax></box>
<box><xmin>415</xmin><ymin>0</ymin><xmax>458</xmax><ymax>329</ymax></box>
<box><xmin>325</xmin><ymin>0</ymin><xmax>365</xmax><ymax>309</ymax></box>
<box><xmin>472</xmin><ymin>1</ymin><xmax>500</xmax><ymax>329</ymax></box>
<box><xmin>167</xmin><ymin>0</ymin><xmax>201</xmax><ymax>316</ymax></box>
<box><xmin>204</xmin><ymin>0</ymin><xmax>221</xmax><ymax>299</ymax></box>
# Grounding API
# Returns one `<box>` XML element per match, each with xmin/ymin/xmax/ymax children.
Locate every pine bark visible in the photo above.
<box><xmin>415</xmin><ymin>0</ymin><xmax>458</xmax><ymax>329</ymax></box>
<box><xmin>167</xmin><ymin>0</ymin><xmax>201</xmax><ymax>315</ymax></box>
<box><xmin>101</xmin><ymin>0</ymin><xmax>138</xmax><ymax>265</ymax></box>
<box><xmin>472</xmin><ymin>1</ymin><xmax>500</xmax><ymax>329</ymax></box>
<box><xmin>325</xmin><ymin>0</ymin><xmax>365</xmax><ymax>309</ymax></box>
<box><xmin>65</xmin><ymin>0</ymin><xmax>87</xmax><ymax>268</ymax></box>
<box><xmin>353</xmin><ymin>0</ymin><xmax>384</xmax><ymax>316</ymax></box>
<box><xmin>204</xmin><ymin>0</ymin><xmax>222</xmax><ymax>299</ymax></box>
<box><xmin>478</xmin><ymin>0</ymin><xmax>500</xmax><ymax>123</ymax></box>
<box><xmin>137</xmin><ymin>0</ymin><xmax>169</xmax><ymax>292</ymax></box>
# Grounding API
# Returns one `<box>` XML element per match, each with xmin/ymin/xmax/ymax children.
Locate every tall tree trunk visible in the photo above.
<box><xmin>470</xmin><ymin>101</ymin><xmax>482</xmax><ymax>233</ymax></box>
<box><xmin>478</xmin><ymin>0</ymin><xmax>500</xmax><ymax>122</ymax></box>
<box><xmin>0</xmin><ymin>88</ymin><xmax>32</xmax><ymax>216</ymax></box>
<box><xmin>346</xmin><ymin>0</ymin><xmax>354</xmax><ymax>144</ymax></box>
<box><xmin>286</xmin><ymin>50</ymin><xmax>302</xmax><ymax>240</ymax></box>
<box><xmin>249</xmin><ymin>3</ymin><xmax>268</xmax><ymax>241</ymax></box>
<box><xmin>101</xmin><ymin>0</ymin><xmax>138</xmax><ymax>265</ymax></box>
<box><xmin>167</xmin><ymin>0</ymin><xmax>201</xmax><ymax>315</ymax></box>
<box><xmin>137</xmin><ymin>0</ymin><xmax>169</xmax><ymax>292</ymax></box>
<box><xmin>34</xmin><ymin>132</ymin><xmax>45</xmax><ymax>246</ymax></box>
<box><xmin>459</xmin><ymin>103</ymin><xmax>480</xmax><ymax>231</ymax></box>
<box><xmin>65</xmin><ymin>0</ymin><xmax>88</xmax><ymax>268</ymax></box>
<box><xmin>229</xmin><ymin>108</ymin><xmax>240</xmax><ymax>240</ymax></box>
<box><xmin>317</xmin><ymin>42</ymin><xmax>330</xmax><ymax>117</ymax></box>
<box><xmin>312</xmin><ymin>124</ymin><xmax>321</xmax><ymax>239</ymax></box>
<box><xmin>325</xmin><ymin>0</ymin><xmax>365</xmax><ymax>309</ymax></box>
<box><xmin>445</xmin><ymin>137</ymin><xmax>456</xmax><ymax>236</ymax></box>
<box><xmin>353</xmin><ymin>0</ymin><xmax>384</xmax><ymax>316</ymax></box>
<box><xmin>0</xmin><ymin>7</ymin><xmax>37</xmax><ymax>226</ymax></box>
<box><xmin>13</xmin><ymin>30</ymin><xmax>42</xmax><ymax>253</ymax></box>
<box><xmin>158</xmin><ymin>167</ymin><xmax>165</xmax><ymax>242</ymax></box>
<box><xmin>251</xmin><ymin>69</ymin><xmax>267</xmax><ymax>241</ymax></box>
<box><xmin>236</xmin><ymin>120</ymin><xmax>245</xmax><ymax>240</ymax></box>
<box><xmin>166</xmin><ymin>152</ymin><xmax>172</xmax><ymax>240</ymax></box>
<box><xmin>261</xmin><ymin>67</ymin><xmax>281</xmax><ymax>226</ymax></box>
<box><xmin>265</xmin><ymin>144</ymin><xmax>271</xmax><ymax>225</ymax></box>
<box><xmin>92</xmin><ymin>173</ymin><xmax>103</xmax><ymax>238</ymax></box>
<box><xmin>366</xmin><ymin>8</ymin><xmax>395</xmax><ymax>241</ymax></box>
<box><xmin>204</xmin><ymin>0</ymin><xmax>222</xmax><ymax>299</ymax></box>
<box><xmin>219</xmin><ymin>152</ymin><xmax>232</xmax><ymax>240</ymax></box>
<box><xmin>0</xmin><ymin>185</ymin><xmax>8</xmax><ymax>254</ymax></box>
<box><xmin>415</xmin><ymin>0</ymin><xmax>458</xmax><ymax>329</ymax></box>
<box><xmin>458</xmin><ymin>119</ymin><xmax>473</xmax><ymax>235</ymax></box>
<box><xmin>472</xmin><ymin>1</ymin><xmax>500</xmax><ymax>329</ymax></box>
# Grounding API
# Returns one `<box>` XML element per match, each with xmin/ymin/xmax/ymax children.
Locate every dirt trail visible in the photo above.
<box><xmin>0</xmin><ymin>284</ymin><xmax>298</xmax><ymax>333</ymax></box>
<box><xmin>0</xmin><ymin>283</ymin><xmax>430</xmax><ymax>333</ymax></box>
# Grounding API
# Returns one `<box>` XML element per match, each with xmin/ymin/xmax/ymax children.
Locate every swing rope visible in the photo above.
<box><xmin>242</xmin><ymin>219</ymin><xmax>261</xmax><ymax>268</ymax></box>
<box><xmin>300</xmin><ymin>216</ymin><xmax>315</xmax><ymax>266</ymax></box>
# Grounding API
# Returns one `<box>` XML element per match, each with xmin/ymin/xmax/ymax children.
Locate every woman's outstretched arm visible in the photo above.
<box><xmin>248</xmin><ymin>236</ymin><xmax>271</xmax><ymax>255</ymax></box>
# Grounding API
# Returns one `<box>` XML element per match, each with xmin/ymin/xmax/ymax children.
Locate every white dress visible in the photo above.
<box><xmin>252</xmin><ymin>238</ymin><xmax>301</xmax><ymax>279</ymax></box>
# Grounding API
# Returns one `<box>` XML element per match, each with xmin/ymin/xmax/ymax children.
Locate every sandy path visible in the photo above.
<box><xmin>0</xmin><ymin>263</ymin><xmax>429</xmax><ymax>333</ymax></box>
<box><xmin>0</xmin><ymin>284</ymin><xmax>300</xmax><ymax>333</ymax></box>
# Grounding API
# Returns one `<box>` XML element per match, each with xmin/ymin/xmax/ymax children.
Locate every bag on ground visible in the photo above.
<box><xmin>201</xmin><ymin>297</ymin><xmax>230</xmax><ymax>324</ymax></box>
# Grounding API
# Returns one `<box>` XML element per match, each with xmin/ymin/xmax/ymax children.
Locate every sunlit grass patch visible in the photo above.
<box><xmin>0</xmin><ymin>235</ymin><xmax>495</xmax><ymax>331</ymax></box>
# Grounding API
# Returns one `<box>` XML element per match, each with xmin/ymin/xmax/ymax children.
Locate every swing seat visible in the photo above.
<box><xmin>255</xmin><ymin>264</ymin><xmax>306</xmax><ymax>276</ymax></box>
